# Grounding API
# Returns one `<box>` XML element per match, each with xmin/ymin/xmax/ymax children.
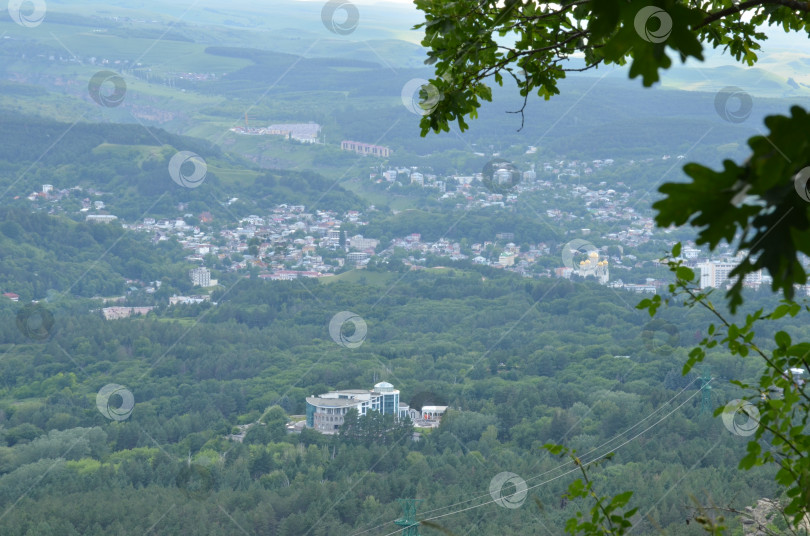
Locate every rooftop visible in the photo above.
<box><xmin>305</xmin><ymin>397</ymin><xmax>360</xmax><ymax>408</ymax></box>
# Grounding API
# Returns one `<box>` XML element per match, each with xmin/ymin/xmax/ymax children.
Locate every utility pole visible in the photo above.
<box><xmin>394</xmin><ymin>499</ymin><xmax>423</xmax><ymax>536</ymax></box>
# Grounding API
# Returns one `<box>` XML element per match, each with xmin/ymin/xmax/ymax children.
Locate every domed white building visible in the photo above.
<box><xmin>305</xmin><ymin>381</ymin><xmax>406</xmax><ymax>433</ymax></box>
<box><xmin>577</xmin><ymin>251</ymin><xmax>609</xmax><ymax>285</ymax></box>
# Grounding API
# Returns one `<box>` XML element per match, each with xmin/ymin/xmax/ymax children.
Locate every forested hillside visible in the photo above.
<box><xmin>0</xmin><ymin>209</ymin><xmax>190</xmax><ymax>299</ymax></box>
<box><xmin>0</xmin><ymin>236</ymin><xmax>795</xmax><ymax>534</ymax></box>
<box><xmin>0</xmin><ymin>112</ymin><xmax>364</xmax><ymax>220</ymax></box>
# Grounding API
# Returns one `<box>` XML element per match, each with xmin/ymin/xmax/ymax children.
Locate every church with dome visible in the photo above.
<box><xmin>577</xmin><ymin>250</ymin><xmax>609</xmax><ymax>285</ymax></box>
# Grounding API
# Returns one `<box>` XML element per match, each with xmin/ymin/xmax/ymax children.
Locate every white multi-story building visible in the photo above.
<box><xmin>347</xmin><ymin>251</ymin><xmax>369</xmax><ymax>265</ymax></box>
<box><xmin>682</xmin><ymin>246</ymin><xmax>701</xmax><ymax>259</ymax></box>
<box><xmin>494</xmin><ymin>168</ymin><xmax>514</xmax><ymax>185</ymax></box>
<box><xmin>305</xmin><ymin>382</ymin><xmax>409</xmax><ymax>434</ymax></box>
<box><xmin>499</xmin><ymin>253</ymin><xmax>516</xmax><ymax>267</ymax></box>
<box><xmin>349</xmin><ymin>235</ymin><xmax>379</xmax><ymax>251</ymax></box>
<box><xmin>698</xmin><ymin>260</ymin><xmax>763</xmax><ymax>289</ymax></box>
<box><xmin>189</xmin><ymin>266</ymin><xmax>211</xmax><ymax>287</ymax></box>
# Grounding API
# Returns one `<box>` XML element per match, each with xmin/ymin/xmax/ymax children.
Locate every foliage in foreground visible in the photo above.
<box><xmin>639</xmin><ymin>243</ymin><xmax>810</xmax><ymax>534</ymax></box>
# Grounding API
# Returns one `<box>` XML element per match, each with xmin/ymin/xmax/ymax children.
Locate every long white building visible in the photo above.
<box><xmin>698</xmin><ymin>260</ymin><xmax>763</xmax><ymax>289</ymax></box>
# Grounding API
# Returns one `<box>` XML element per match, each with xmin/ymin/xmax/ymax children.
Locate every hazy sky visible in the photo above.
<box><xmin>316</xmin><ymin>0</ymin><xmax>810</xmax><ymax>48</ymax></box>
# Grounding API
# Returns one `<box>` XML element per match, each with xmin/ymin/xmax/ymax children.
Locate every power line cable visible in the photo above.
<box><xmin>350</xmin><ymin>376</ymin><xmax>705</xmax><ymax>536</ymax></box>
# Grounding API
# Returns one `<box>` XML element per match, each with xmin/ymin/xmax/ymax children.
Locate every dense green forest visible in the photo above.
<box><xmin>0</xmin><ymin>227</ymin><xmax>798</xmax><ymax>533</ymax></box>
<box><xmin>0</xmin><ymin>208</ymin><xmax>196</xmax><ymax>300</ymax></box>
